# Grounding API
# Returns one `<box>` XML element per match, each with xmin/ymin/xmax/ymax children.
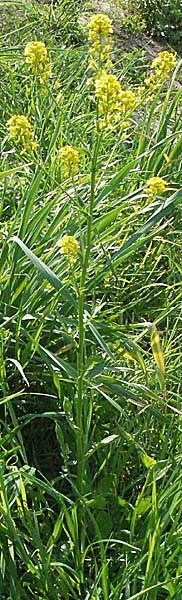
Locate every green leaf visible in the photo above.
<box><xmin>135</xmin><ymin>497</ymin><xmax>151</xmax><ymax>515</ymax></box>
<box><xmin>0</xmin><ymin>164</ymin><xmax>32</xmax><ymax>178</ymax></box>
<box><xmin>89</xmin><ymin>321</ymin><xmax>116</xmax><ymax>362</ymax></box>
<box><xmin>88</xmin><ymin>359</ymin><xmax>105</xmax><ymax>378</ymax></box>
<box><xmin>7</xmin><ymin>358</ymin><xmax>29</xmax><ymax>387</ymax></box>
<box><xmin>95</xmin><ymin>511</ymin><xmax>113</xmax><ymax>538</ymax></box>
<box><xmin>95</xmin><ymin>374</ymin><xmax>147</xmax><ymax>407</ymax></box>
<box><xmin>38</xmin><ymin>344</ymin><xmax>77</xmax><ymax>379</ymax></box>
<box><xmin>18</xmin><ymin>168</ymin><xmax>43</xmax><ymax>239</ymax></box>
<box><xmin>9</xmin><ymin>235</ymin><xmax>75</xmax><ymax>304</ymax></box>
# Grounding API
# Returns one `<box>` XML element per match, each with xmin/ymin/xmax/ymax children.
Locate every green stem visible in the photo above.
<box><xmin>76</xmin><ymin>134</ymin><xmax>100</xmax><ymax>493</ymax></box>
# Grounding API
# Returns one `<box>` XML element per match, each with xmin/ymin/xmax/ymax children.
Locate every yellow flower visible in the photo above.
<box><xmin>120</xmin><ymin>120</ymin><xmax>131</xmax><ymax>139</ymax></box>
<box><xmin>144</xmin><ymin>73</ymin><xmax>157</xmax><ymax>92</ymax></box>
<box><xmin>105</xmin><ymin>58</ymin><xmax>113</xmax><ymax>70</ymax></box>
<box><xmin>101</xmin><ymin>43</ymin><xmax>112</xmax><ymax>62</ymax></box>
<box><xmin>119</xmin><ymin>90</ymin><xmax>136</xmax><ymax>112</ymax></box>
<box><xmin>151</xmin><ymin>51</ymin><xmax>176</xmax><ymax>78</ymax></box>
<box><xmin>88</xmin><ymin>58</ymin><xmax>97</xmax><ymax>71</ymax></box>
<box><xmin>57</xmin><ymin>235</ymin><xmax>79</xmax><ymax>262</ymax></box>
<box><xmin>6</xmin><ymin>114</ymin><xmax>36</xmax><ymax>153</ymax></box>
<box><xmin>24</xmin><ymin>40</ymin><xmax>52</xmax><ymax>84</ymax></box>
<box><xmin>88</xmin><ymin>14</ymin><xmax>113</xmax><ymax>73</ymax></box>
<box><xmin>24</xmin><ymin>41</ymin><xmax>47</xmax><ymax>66</ymax></box>
<box><xmin>88</xmin><ymin>14</ymin><xmax>113</xmax><ymax>42</ymax></box>
<box><xmin>145</xmin><ymin>176</ymin><xmax>167</xmax><ymax>197</ymax></box>
<box><xmin>95</xmin><ymin>72</ymin><xmax>136</xmax><ymax>127</ymax></box>
<box><xmin>58</xmin><ymin>145</ymin><xmax>79</xmax><ymax>175</ymax></box>
<box><xmin>145</xmin><ymin>51</ymin><xmax>176</xmax><ymax>91</ymax></box>
<box><xmin>95</xmin><ymin>72</ymin><xmax>121</xmax><ymax>111</ymax></box>
<box><xmin>121</xmin><ymin>120</ymin><xmax>131</xmax><ymax>129</ymax></box>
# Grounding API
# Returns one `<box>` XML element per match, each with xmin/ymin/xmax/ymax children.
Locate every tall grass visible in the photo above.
<box><xmin>0</xmin><ymin>2</ymin><xmax>182</xmax><ymax>598</ymax></box>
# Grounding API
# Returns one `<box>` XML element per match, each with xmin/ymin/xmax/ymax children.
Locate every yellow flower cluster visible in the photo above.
<box><xmin>6</xmin><ymin>115</ymin><xmax>37</xmax><ymax>153</ymax></box>
<box><xmin>58</xmin><ymin>145</ymin><xmax>79</xmax><ymax>176</ymax></box>
<box><xmin>24</xmin><ymin>40</ymin><xmax>47</xmax><ymax>65</ymax></box>
<box><xmin>57</xmin><ymin>235</ymin><xmax>79</xmax><ymax>263</ymax></box>
<box><xmin>95</xmin><ymin>71</ymin><xmax>136</xmax><ymax>127</ymax></box>
<box><xmin>145</xmin><ymin>51</ymin><xmax>176</xmax><ymax>92</ymax></box>
<box><xmin>152</xmin><ymin>51</ymin><xmax>176</xmax><ymax>78</ymax></box>
<box><xmin>119</xmin><ymin>90</ymin><xmax>137</xmax><ymax>112</ymax></box>
<box><xmin>145</xmin><ymin>176</ymin><xmax>167</xmax><ymax>197</ymax></box>
<box><xmin>89</xmin><ymin>13</ymin><xmax>113</xmax><ymax>41</ymax></box>
<box><xmin>88</xmin><ymin>13</ymin><xmax>113</xmax><ymax>72</ymax></box>
<box><xmin>24</xmin><ymin>41</ymin><xmax>52</xmax><ymax>84</ymax></box>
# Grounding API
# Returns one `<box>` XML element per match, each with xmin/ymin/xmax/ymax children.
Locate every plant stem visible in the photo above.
<box><xmin>76</xmin><ymin>134</ymin><xmax>100</xmax><ymax>494</ymax></box>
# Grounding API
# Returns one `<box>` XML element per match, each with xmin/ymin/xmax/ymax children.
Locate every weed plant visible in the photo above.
<box><xmin>135</xmin><ymin>0</ymin><xmax>182</xmax><ymax>51</ymax></box>
<box><xmin>0</xmin><ymin>3</ymin><xmax>182</xmax><ymax>599</ymax></box>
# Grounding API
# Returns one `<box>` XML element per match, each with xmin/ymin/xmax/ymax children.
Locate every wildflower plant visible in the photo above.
<box><xmin>144</xmin><ymin>50</ymin><xmax>176</xmax><ymax>92</ymax></box>
<box><xmin>95</xmin><ymin>71</ymin><xmax>137</xmax><ymax>129</ymax></box>
<box><xmin>145</xmin><ymin>176</ymin><xmax>167</xmax><ymax>198</ymax></box>
<box><xmin>58</xmin><ymin>145</ymin><xmax>79</xmax><ymax>178</ymax></box>
<box><xmin>88</xmin><ymin>13</ymin><xmax>113</xmax><ymax>72</ymax></box>
<box><xmin>1</xmin><ymin>6</ymin><xmax>182</xmax><ymax>600</ymax></box>
<box><xmin>6</xmin><ymin>114</ymin><xmax>37</xmax><ymax>153</ymax></box>
<box><xmin>24</xmin><ymin>40</ymin><xmax>52</xmax><ymax>84</ymax></box>
<box><xmin>57</xmin><ymin>235</ymin><xmax>79</xmax><ymax>263</ymax></box>
<box><xmin>88</xmin><ymin>15</ymin><xmax>137</xmax><ymax>130</ymax></box>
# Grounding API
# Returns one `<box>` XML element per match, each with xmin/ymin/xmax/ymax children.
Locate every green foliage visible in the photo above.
<box><xmin>136</xmin><ymin>0</ymin><xmax>182</xmax><ymax>50</ymax></box>
<box><xmin>121</xmin><ymin>14</ymin><xmax>146</xmax><ymax>34</ymax></box>
<box><xmin>0</xmin><ymin>2</ymin><xmax>182</xmax><ymax>598</ymax></box>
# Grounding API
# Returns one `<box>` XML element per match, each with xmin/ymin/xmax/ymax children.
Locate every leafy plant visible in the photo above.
<box><xmin>136</xmin><ymin>0</ymin><xmax>182</xmax><ymax>50</ymax></box>
<box><xmin>0</xmin><ymin>2</ymin><xmax>182</xmax><ymax>599</ymax></box>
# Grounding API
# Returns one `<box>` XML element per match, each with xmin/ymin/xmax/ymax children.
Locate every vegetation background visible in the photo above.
<box><xmin>0</xmin><ymin>0</ymin><xmax>182</xmax><ymax>598</ymax></box>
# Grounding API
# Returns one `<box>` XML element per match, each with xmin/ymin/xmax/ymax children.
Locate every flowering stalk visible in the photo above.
<box><xmin>23</xmin><ymin>41</ymin><xmax>52</xmax><ymax>125</ymax></box>
<box><xmin>6</xmin><ymin>114</ymin><xmax>37</xmax><ymax>154</ymax></box>
<box><xmin>88</xmin><ymin>13</ymin><xmax>113</xmax><ymax>72</ymax></box>
<box><xmin>144</xmin><ymin>51</ymin><xmax>176</xmax><ymax>92</ymax></box>
<box><xmin>76</xmin><ymin>12</ymin><xmax>137</xmax><ymax>494</ymax></box>
<box><xmin>24</xmin><ymin>41</ymin><xmax>52</xmax><ymax>85</ymax></box>
<box><xmin>76</xmin><ymin>134</ymin><xmax>100</xmax><ymax>494</ymax></box>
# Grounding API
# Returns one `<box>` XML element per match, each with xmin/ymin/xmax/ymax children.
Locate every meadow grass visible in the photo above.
<box><xmin>0</xmin><ymin>2</ymin><xmax>182</xmax><ymax>599</ymax></box>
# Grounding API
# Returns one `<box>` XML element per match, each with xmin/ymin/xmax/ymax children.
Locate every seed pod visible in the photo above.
<box><xmin>150</xmin><ymin>324</ymin><xmax>165</xmax><ymax>381</ymax></box>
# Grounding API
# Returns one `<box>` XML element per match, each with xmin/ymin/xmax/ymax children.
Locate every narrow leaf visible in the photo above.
<box><xmin>89</xmin><ymin>321</ymin><xmax>115</xmax><ymax>362</ymax></box>
<box><xmin>9</xmin><ymin>235</ymin><xmax>75</xmax><ymax>304</ymax></box>
<box><xmin>38</xmin><ymin>344</ymin><xmax>77</xmax><ymax>378</ymax></box>
<box><xmin>7</xmin><ymin>358</ymin><xmax>29</xmax><ymax>387</ymax></box>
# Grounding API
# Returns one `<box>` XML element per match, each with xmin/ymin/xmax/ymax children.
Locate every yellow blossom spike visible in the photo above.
<box><xmin>24</xmin><ymin>40</ymin><xmax>52</xmax><ymax>84</ymax></box>
<box><xmin>6</xmin><ymin>114</ymin><xmax>36</xmax><ymax>153</ymax></box>
<box><xmin>88</xmin><ymin>14</ymin><xmax>113</xmax><ymax>41</ymax></box>
<box><xmin>145</xmin><ymin>51</ymin><xmax>176</xmax><ymax>92</ymax></box>
<box><xmin>94</xmin><ymin>71</ymin><xmax>136</xmax><ymax>128</ymax></box>
<box><xmin>24</xmin><ymin>41</ymin><xmax>47</xmax><ymax>66</ymax></box>
<box><xmin>88</xmin><ymin>13</ymin><xmax>113</xmax><ymax>73</ymax></box>
<box><xmin>58</xmin><ymin>145</ymin><xmax>79</xmax><ymax>175</ymax></box>
<box><xmin>151</xmin><ymin>51</ymin><xmax>176</xmax><ymax>76</ymax></box>
<box><xmin>145</xmin><ymin>176</ymin><xmax>167</xmax><ymax>198</ymax></box>
<box><xmin>57</xmin><ymin>235</ymin><xmax>79</xmax><ymax>263</ymax></box>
